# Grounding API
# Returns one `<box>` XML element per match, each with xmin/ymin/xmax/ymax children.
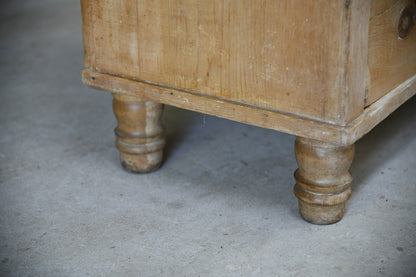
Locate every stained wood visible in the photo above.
<box><xmin>112</xmin><ymin>93</ymin><xmax>165</xmax><ymax>173</ymax></box>
<box><xmin>343</xmin><ymin>0</ymin><xmax>370</xmax><ymax>123</ymax></box>
<box><xmin>80</xmin><ymin>1</ymin><xmax>416</xmax><ymax>224</ymax></box>
<box><xmin>370</xmin><ymin>0</ymin><xmax>400</xmax><ymax>18</ymax></box>
<box><xmin>345</xmin><ymin>74</ymin><xmax>416</xmax><ymax>145</ymax></box>
<box><xmin>83</xmin><ymin>69</ymin><xmax>344</xmax><ymax>143</ymax></box>
<box><xmin>294</xmin><ymin>137</ymin><xmax>354</xmax><ymax>225</ymax></box>
<box><xmin>81</xmin><ymin>0</ymin><xmax>416</xmax><ymax>143</ymax></box>
<box><xmin>367</xmin><ymin>0</ymin><xmax>416</xmax><ymax>105</ymax></box>
<box><xmin>82</xmin><ymin>69</ymin><xmax>416</xmax><ymax>146</ymax></box>
<box><xmin>81</xmin><ymin>0</ymin><xmax>357</xmax><ymax>124</ymax></box>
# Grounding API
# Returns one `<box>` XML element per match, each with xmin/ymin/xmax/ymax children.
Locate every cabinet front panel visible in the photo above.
<box><xmin>367</xmin><ymin>0</ymin><xmax>416</xmax><ymax>105</ymax></box>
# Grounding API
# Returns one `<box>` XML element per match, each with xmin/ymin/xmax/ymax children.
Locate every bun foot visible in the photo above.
<box><xmin>112</xmin><ymin>93</ymin><xmax>165</xmax><ymax>173</ymax></box>
<box><xmin>293</xmin><ymin>137</ymin><xmax>354</xmax><ymax>224</ymax></box>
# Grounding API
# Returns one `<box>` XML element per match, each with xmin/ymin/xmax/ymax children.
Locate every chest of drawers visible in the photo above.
<box><xmin>81</xmin><ymin>0</ymin><xmax>416</xmax><ymax>224</ymax></box>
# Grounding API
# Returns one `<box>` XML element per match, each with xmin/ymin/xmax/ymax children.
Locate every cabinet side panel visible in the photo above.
<box><xmin>80</xmin><ymin>0</ymin><xmax>98</xmax><ymax>69</ymax></box>
<box><xmin>82</xmin><ymin>0</ymin><xmax>349</xmax><ymax>123</ymax></box>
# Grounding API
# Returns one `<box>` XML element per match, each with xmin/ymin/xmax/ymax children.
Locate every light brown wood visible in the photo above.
<box><xmin>343</xmin><ymin>0</ymin><xmax>370</xmax><ymax>123</ymax></box>
<box><xmin>367</xmin><ymin>0</ymin><xmax>416</xmax><ymax>105</ymax></box>
<box><xmin>344</xmin><ymin>74</ymin><xmax>416</xmax><ymax>145</ymax></box>
<box><xmin>112</xmin><ymin>93</ymin><xmax>165</xmax><ymax>173</ymax></box>
<box><xmin>83</xmin><ymin>69</ymin><xmax>344</xmax><ymax>143</ymax></box>
<box><xmin>81</xmin><ymin>0</ymin><xmax>370</xmax><ymax>125</ymax></box>
<box><xmin>80</xmin><ymin>0</ymin><xmax>416</xmax><ymax>224</ymax></box>
<box><xmin>294</xmin><ymin>137</ymin><xmax>354</xmax><ymax>225</ymax></box>
<box><xmin>82</xmin><ymin>69</ymin><xmax>416</xmax><ymax>146</ymax></box>
<box><xmin>370</xmin><ymin>0</ymin><xmax>400</xmax><ymax>18</ymax></box>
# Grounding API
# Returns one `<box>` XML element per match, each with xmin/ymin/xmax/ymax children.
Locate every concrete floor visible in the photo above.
<box><xmin>1</xmin><ymin>1</ymin><xmax>415</xmax><ymax>276</ymax></box>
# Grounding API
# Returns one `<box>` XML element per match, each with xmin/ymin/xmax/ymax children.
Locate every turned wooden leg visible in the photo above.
<box><xmin>112</xmin><ymin>93</ymin><xmax>165</xmax><ymax>173</ymax></box>
<box><xmin>293</xmin><ymin>137</ymin><xmax>354</xmax><ymax>224</ymax></box>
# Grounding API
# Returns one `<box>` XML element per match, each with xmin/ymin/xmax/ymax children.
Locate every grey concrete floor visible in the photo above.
<box><xmin>1</xmin><ymin>1</ymin><xmax>415</xmax><ymax>276</ymax></box>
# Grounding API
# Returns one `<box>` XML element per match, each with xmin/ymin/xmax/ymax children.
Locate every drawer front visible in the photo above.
<box><xmin>367</xmin><ymin>0</ymin><xmax>416</xmax><ymax>106</ymax></box>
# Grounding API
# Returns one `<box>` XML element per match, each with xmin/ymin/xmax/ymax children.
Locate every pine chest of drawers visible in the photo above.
<box><xmin>81</xmin><ymin>0</ymin><xmax>416</xmax><ymax>224</ymax></box>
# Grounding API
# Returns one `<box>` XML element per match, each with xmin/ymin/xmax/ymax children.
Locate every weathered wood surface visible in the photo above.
<box><xmin>81</xmin><ymin>0</ymin><xmax>370</xmax><ymax>125</ymax></box>
<box><xmin>294</xmin><ymin>137</ymin><xmax>354</xmax><ymax>224</ymax></box>
<box><xmin>370</xmin><ymin>0</ymin><xmax>400</xmax><ymax>18</ymax></box>
<box><xmin>345</xmin><ymin>74</ymin><xmax>416</xmax><ymax>145</ymax></box>
<box><xmin>83</xmin><ymin>69</ymin><xmax>345</xmax><ymax>142</ymax></box>
<box><xmin>367</xmin><ymin>0</ymin><xmax>416</xmax><ymax>105</ymax></box>
<box><xmin>81</xmin><ymin>0</ymin><xmax>416</xmax><ymax>224</ymax></box>
<box><xmin>112</xmin><ymin>93</ymin><xmax>165</xmax><ymax>173</ymax></box>
<box><xmin>83</xmin><ymin>69</ymin><xmax>416</xmax><ymax>145</ymax></box>
<box><xmin>343</xmin><ymin>0</ymin><xmax>370</xmax><ymax>123</ymax></box>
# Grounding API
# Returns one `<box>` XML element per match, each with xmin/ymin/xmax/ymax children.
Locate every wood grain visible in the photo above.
<box><xmin>82</xmin><ymin>69</ymin><xmax>416</xmax><ymax>146</ymax></box>
<box><xmin>294</xmin><ymin>137</ymin><xmax>354</xmax><ymax>225</ymax></box>
<box><xmin>367</xmin><ymin>0</ymin><xmax>416</xmax><ymax>105</ymax></box>
<box><xmin>80</xmin><ymin>1</ymin><xmax>416</xmax><ymax>224</ymax></box>
<box><xmin>345</xmin><ymin>74</ymin><xmax>416</xmax><ymax>145</ymax></box>
<box><xmin>82</xmin><ymin>69</ymin><xmax>344</xmax><ymax>143</ymax></box>
<box><xmin>80</xmin><ymin>0</ymin><xmax>415</xmax><ymax>143</ymax></box>
<box><xmin>81</xmin><ymin>0</ymin><xmax>355</xmax><ymax>124</ymax></box>
<box><xmin>342</xmin><ymin>0</ymin><xmax>370</xmax><ymax>123</ymax></box>
<box><xmin>370</xmin><ymin>0</ymin><xmax>400</xmax><ymax>18</ymax></box>
<box><xmin>112</xmin><ymin>93</ymin><xmax>165</xmax><ymax>173</ymax></box>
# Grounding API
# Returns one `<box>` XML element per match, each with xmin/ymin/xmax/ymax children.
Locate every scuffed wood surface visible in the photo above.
<box><xmin>294</xmin><ymin>137</ymin><xmax>354</xmax><ymax>225</ymax></box>
<box><xmin>81</xmin><ymin>0</ymin><xmax>415</xmax><ymax>144</ymax></box>
<box><xmin>370</xmin><ymin>0</ymin><xmax>400</xmax><ymax>18</ymax></box>
<box><xmin>82</xmin><ymin>69</ymin><xmax>416</xmax><ymax>145</ymax></box>
<box><xmin>343</xmin><ymin>0</ymin><xmax>370</xmax><ymax>123</ymax></box>
<box><xmin>82</xmin><ymin>69</ymin><xmax>344</xmax><ymax>143</ymax></box>
<box><xmin>112</xmin><ymin>93</ymin><xmax>165</xmax><ymax>173</ymax></box>
<box><xmin>81</xmin><ymin>0</ymin><xmax>353</xmax><ymax>124</ymax></box>
<box><xmin>345</xmin><ymin>74</ymin><xmax>416</xmax><ymax>145</ymax></box>
<box><xmin>367</xmin><ymin>0</ymin><xmax>416</xmax><ymax>105</ymax></box>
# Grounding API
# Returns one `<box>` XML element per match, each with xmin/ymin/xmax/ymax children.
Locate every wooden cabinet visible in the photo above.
<box><xmin>81</xmin><ymin>0</ymin><xmax>416</xmax><ymax>224</ymax></box>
